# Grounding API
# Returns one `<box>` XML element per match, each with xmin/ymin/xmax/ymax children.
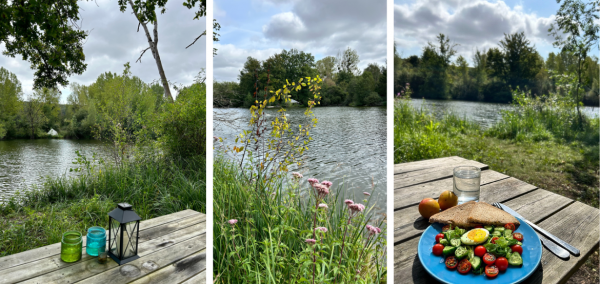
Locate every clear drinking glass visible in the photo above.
<box><xmin>453</xmin><ymin>166</ymin><xmax>481</xmax><ymax>204</ymax></box>
<box><xmin>61</xmin><ymin>231</ymin><xmax>83</xmax><ymax>263</ymax></box>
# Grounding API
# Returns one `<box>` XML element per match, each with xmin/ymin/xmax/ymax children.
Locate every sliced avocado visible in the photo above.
<box><xmin>443</xmin><ymin>246</ymin><xmax>457</xmax><ymax>257</ymax></box>
<box><xmin>455</xmin><ymin>246</ymin><xmax>469</xmax><ymax>260</ymax></box>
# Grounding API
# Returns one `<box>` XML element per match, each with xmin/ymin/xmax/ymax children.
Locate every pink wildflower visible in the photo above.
<box><xmin>307</xmin><ymin>178</ymin><xmax>319</xmax><ymax>185</ymax></box>
<box><xmin>305</xmin><ymin>239</ymin><xmax>316</xmax><ymax>245</ymax></box>
<box><xmin>314</xmin><ymin>183</ymin><xmax>330</xmax><ymax>198</ymax></box>
<box><xmin>363</xmin><ymin>192</ymin><xmax>371</xmax><ymax>196</ymax></box>
<box><xmin>228</xmin><ymin>219</ymin><xmax>238</xmax><ymax>225</ymax></box>
<box><xmin>321</xmin><ymin>180</ymin><xmax>332</xmax><ymax>188</ymax></box>
<box><xmin>348</xmin><ymin>203</ymin><xmax>365</xmax><ymax>213</ymax></box>
<box><xmin>318</xmin><ymin>203</ymin><xmax>328</xmax><ymax>209</ymax></box>
<box><xmin>315</xmin><ymin>227</ymin><xmax>328</xmax><ymax>233</ymax></box>
<box><xmin>213</xmin><ymin>136</ymin><xmax>219</xmax><ymax>141</ymax></box>
<box><xmin>344</xmin><ymin>199</ymin><xmax>354</xmax><ymax>206</ymax></box>
<box><xmin>366</xmin><ymin>224</ymin><xmax>382</xmax><ymax>235</ymax></box>
<box><xmin>292</xmin><ymin>172</ymin><xmax>303</xmax><ymax>179</ymax></box>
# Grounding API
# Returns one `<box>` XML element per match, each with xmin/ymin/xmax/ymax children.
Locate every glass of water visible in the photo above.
<box><xmin>453</xmin><ymin>166</ymin><xmax>481</xmax><ymax>204</ymax></box>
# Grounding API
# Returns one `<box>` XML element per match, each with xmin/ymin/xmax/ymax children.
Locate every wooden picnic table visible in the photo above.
<box><xmin>393</xmin><ymin>156</ymin><xmax>599</xmax><ymax>284</ymax></box>
<box><xmin>0</xmin><ymin>209</ymin><xmax>206</xmax><ymax>284</ymax></box>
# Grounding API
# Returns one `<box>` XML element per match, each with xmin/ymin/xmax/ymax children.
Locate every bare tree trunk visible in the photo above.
<box><xmin>576</xmin><ymin>56</ymin><xmax>583</xmax><ymax>128</ymax></box>
<box><xmin>127</xmin><ymin>0</ymin><xmax>173</xmax><ymax>102</ymax></box>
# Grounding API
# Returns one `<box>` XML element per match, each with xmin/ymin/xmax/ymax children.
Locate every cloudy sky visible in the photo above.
<box><xmin>394</xmin><ymin>0</ymin><xmax>563</xmax><ymax>65</ymax></box>
<box><xmin>213</xmin><ymin>0</ymin><xmax>387</xmax><ymax>82</ymax></box>
<box><xmin>0</xmin><ymin>0</ymin><xmax>206</xmax><ymax>103</ymax></box>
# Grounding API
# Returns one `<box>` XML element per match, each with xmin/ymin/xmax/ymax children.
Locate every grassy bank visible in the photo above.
<box><xmin>394</xmin><ymin>95</ymin><xmax>599</xmax><ymax>284</ymax></box>
<box><xmin>213</xmin><ymin>156</ymin><xmax>386</xmax><ymax>283</ymax></box>
<box><xmin>0</xmin><ymin>155</ymin><xmax>206</xmax><ymax>257</ymax></box>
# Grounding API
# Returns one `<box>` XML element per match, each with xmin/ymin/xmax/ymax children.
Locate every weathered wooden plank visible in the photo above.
<box><xmin>129</xmin><ymin>251</ymin><xmax>206</xmax><ymax>284</ymax></box>
<box><xmin>394</xmin><ymin>170</ymin><xmax>509</xmax><ymax>210</ymax></box>
<box><xmin>393</xmin><ymin>237</ymin><xmax>432</xmax><ymax>284</ymax></box>
<box><xmin>394</xmin><ymin>160</ymin><xmax>489</xmax><ymax>189</ymax></box>
<box><xmin>9</xmin><ymin>215</ymin><xmax>206</xmax><ymax>284</ymax></box>
<box><xmin>525</xmin><ymin>202</ymin><xmax>600</xmax><ymax>284</ymax></box>
<box><xmin>394</xmin><ymin>156</ymin><xmax>466</xmax><ymax>174</ymax></box>
<box><xmin>394</xmin><ymin>178</ymin><xmax>537</xmax><ymax>243</ymax></box>
<box><xmin>19</xmin><ymin>220</ymin><xmax>206</xmax><ymax>284</ymax></box>
<box><xmin>0</xmin><ymin>209</ymin><xmax>200</xmax><ymax>272</ymax></box>
<box><xmin>74</xmin><ymin>235</ymin><xmax>206</xmax><ymax>284</ymax></box>
<box><xmin>180</xmin><ymin>270</ymin><xmax>206</xmax><ymax>284</ymax></box>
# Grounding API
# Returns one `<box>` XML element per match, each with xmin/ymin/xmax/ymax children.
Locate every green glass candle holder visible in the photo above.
<box><xmin>61</xmin><ymin>231</ymin><xmax>82</xmax><ymax>263</ymax></box>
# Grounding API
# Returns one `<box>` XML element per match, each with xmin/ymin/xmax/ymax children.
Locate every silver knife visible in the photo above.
<box><xmin>499</xmin><ymin>203</ymin><xmax>580</xmax><ymax>257</ymax></box>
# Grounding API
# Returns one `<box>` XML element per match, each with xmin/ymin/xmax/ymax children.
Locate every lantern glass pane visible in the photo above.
<box><xmin>110</xmin><ymin>218</ymin><xmax>121</xmax><ymax>257</ymax></box>
<box><xmin>123</xmin><ymin>221</ymin><xmax>138</xmax><ymax>259</ymax></box>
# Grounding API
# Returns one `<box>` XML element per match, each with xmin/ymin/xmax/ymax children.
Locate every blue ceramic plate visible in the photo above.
<box><xmin>418</xmin><ymin>218</ymin><xmax>542</xmax><ymax>284</ymax></box>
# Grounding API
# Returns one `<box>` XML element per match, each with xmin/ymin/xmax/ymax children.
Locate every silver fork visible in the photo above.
<box><xmin>492</xmin><ymin>202</ymin><xmax>571</xmax><ymax>260</ymax></box>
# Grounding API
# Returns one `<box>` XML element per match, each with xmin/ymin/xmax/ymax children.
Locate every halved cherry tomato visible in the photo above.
<box><xmin>433</xmin><ymin>244</ymin><xmax>444</xmax><ymax>256</ymax></box>
<box><xmin>504</xmin><ymin>223</ymin><xmax>516</xmax><ymax>231</ymax></box>
<box><xmin>473</xmin><ymin>224</ymin><xmax>484</xmax><ymax>228</ymax></box>
<box><xmin>495</xmin><ymin>257</ymin><xmax>509</xmax><ymax>272</ymax></box>
<box><xmin>490</xmin><ymin>237</ymin><xmax>499</xmax><ymax>244</ymax></box>
<box><xmin>513</xmin><ymin>233</ymin><xmax>524</xmax><ymax>241</ymax></box>
<box><xmin>457</xmin><ymin>259</ymin><xmax>472</xmax><ymax>274</ymax></box>
<box><xmin>442</xmin><ymin>224</ymin><xmax>452</xmax><ymax>232</ymax></box>
<box><xmin>435</xmin><ymin>233</ymin><xmax>445</xmax><ymax>243</ymax></box>
<box><xmin>483</xmin><ymin>253</ymin><xmax>496</xmax><ymax>265</ymax></box>
<box><xmin>485</xmin><ymin>265</ymin><xmax>499</xmax><ymax>278</ymax></box>
<box><xmin>445</xmin><ymin>256</ymin><xmax>458</xmax><ymax>269</ymax></box>
<box><xmin>511</xmin><ymin>244</ymin><xmax>523</xmax><ymax>255</ymax></box>
<box><xmin>474</xmin><ymin>245</ymin><xmax>487</xmax><ymax>257</ymax></box>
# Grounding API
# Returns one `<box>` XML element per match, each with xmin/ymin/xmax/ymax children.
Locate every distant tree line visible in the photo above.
<box><xmin>214</xmin><ymin>48</ymin><xmax>386</xmax><ymax>108</ymax></box>
<box><xmin>0</xmin><ymin>64</ymin><xmax>206</xmax><ymax>157</ymax></box>
<box><xmin>394</xmin><ymin>32</ymin><xmax>599</xmax><ymax>105</ymax></box>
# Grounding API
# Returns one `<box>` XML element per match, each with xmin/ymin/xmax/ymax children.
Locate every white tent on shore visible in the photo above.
<box><xmin>47</xmin><ymin>128</ymin><xmax>58</xmax><ymax>136</ymax></box>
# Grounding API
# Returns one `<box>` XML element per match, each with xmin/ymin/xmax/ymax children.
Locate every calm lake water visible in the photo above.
<box><xmin>0</xmin><ymin>139</ymin><xmax>111</xmax><ymax>200</ymax></box>
<box><xmin>408</xmin><ymin>99</ymin><xmax>599</xmax><ymax>128</ymax></box>
<box><xmin>214</xmin><ymin>106</ymin><xmax>387</xmax><ymax>217</ymax></box>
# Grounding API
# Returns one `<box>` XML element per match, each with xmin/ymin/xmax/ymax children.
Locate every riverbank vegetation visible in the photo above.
<box><xmin>394</xmin><ymin>33</ymin><xmax>599</xmax><ymax>105</ymax></box>
<box><xmin>214</xmin><ymin>47</ymin><xmax>386</xmax><ymax>108</ymax></box>
<box><xmin>0</xmin><ymin>69</ymin><xmax>206</xmax><ymax>257</ymax></box>
<box><xmin>214</xmin><ymin>76</ymin><xmax>386</xmax><ymax>283</ymax></box>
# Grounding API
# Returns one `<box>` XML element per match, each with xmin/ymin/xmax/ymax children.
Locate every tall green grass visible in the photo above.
<box><xmin>214</xmin><ymin>157</ymin><xmax>386</xmax><ymax>283</ymax></box>
<box><xmin>0</xmin><ymin>155</ymin><xmax>206</xmax><ymax>256</ymax></box>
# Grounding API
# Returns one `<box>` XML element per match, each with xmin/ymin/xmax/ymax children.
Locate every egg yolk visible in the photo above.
<box><xmin>467</xmin><ymin>229</ymin><xmax>487</xmax><ymax>243</ymax></box>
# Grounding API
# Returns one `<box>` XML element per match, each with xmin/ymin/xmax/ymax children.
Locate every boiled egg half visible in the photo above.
<box><xmin>460</xmin><ymin>228</ymin><xmax>489</xmax><ymax>245</ymax></box>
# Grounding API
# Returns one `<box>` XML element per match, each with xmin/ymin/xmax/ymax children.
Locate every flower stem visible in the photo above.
<box><xmin>336</xmin><ymin>215</ymin><xmax>352</xmax><ymax>282</ymax></box>
<box><xmin>312</xmin><ymin>199</ymin><xmax>319</xmax><ymax>284</ymax></box>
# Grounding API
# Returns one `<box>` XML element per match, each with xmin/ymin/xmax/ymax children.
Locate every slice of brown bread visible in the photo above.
<box><xmin>429</xmin><ymin>201</ymin><xmax>477</xmax><ymax>228</ymax></box>
<box><xmin>467</xmin><ymin>202</ymin><xmax>520</xmax><ymax>226</ymax></box>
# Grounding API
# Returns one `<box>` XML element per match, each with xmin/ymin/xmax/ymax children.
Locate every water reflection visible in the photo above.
<box><xmin>214</xmin><ymin>106</ymin><xmax>387</xmax><ymax>216</ymax></box>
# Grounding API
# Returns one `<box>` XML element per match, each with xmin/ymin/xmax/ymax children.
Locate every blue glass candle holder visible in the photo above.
<box><xmin>86</xmin><ymin>226</ymin><xmax>106</xmax><ymax>257</ymax></box>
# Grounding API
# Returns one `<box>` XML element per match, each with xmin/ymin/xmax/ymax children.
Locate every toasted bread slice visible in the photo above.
<box><xmin>467</xmin><ymin>202</ymin><xmax>520</xmax><ymax>226</ymax></box>
<box><xmin>429</xmin><ymin>201</ymin><xmax>477</xmax><ymax>228</ymax></box>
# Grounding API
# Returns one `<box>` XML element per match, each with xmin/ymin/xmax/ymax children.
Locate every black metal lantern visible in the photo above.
<box><xmin>108</xmin><ymin>203</ymin><xmax>141</xmax><ymax>265</ymax></box>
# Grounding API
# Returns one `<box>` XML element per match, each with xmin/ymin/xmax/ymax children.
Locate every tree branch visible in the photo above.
<box><xmin>136</xmin><ymin>47</ymin><xmax>151</xmax><ymax>63</ymax></box>
<box><xmin>186</xmin><ymin>30</ymin><xmax>206</xmax><ymax>49</ymax></box>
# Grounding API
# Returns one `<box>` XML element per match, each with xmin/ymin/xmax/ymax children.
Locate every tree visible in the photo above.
<box><xmin>316</xmin><ymin>56</ymin><xmax>336</xmax><ymax>79</ymax></box>
<box><xmin>428</xmin><ymin>34</ymin><xmax>458</xmax><ymax>67</ymax></box>
<box><xmin>23</xmin><ymin>91</ymin><xmax>48</xmax><ymax>139</ymax></box>
<box><xmin>117</xmin><ymin>0</ymin><xmax>209</xmax><ymax>102</ymax></box>
<box><xmin>498</xmin><ymin>32</ymin><xmax>542</xmax><ymax>90</ymax></box>
<box><xmin>0</xmin><ymin>0</ymin><xmax>88</xmax><ymax>89</ymax></box>
<box><xmin>0</xmin><ymin>67</ymin><xmax>23</xmax><ymax>138</ymax></box>
<box><xmin>549</xmin><ymin>0</ymin><xmax>599</xmax><ymax>125</ymax></box>
<box><xmin>336</xmin><ymin>47</ymin><xmax>360</xmax><ymax>75</ymax></box>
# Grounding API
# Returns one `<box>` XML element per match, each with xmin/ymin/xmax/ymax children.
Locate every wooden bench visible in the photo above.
<box><xmin>0</xmin><ymin>209</ymin><xmax>206</xmax><ymax>283</ymax></box>
<box><xmin>394</xmin><ymin>156</ymin><xmax>599</xmax><ymax>284</ymax></box>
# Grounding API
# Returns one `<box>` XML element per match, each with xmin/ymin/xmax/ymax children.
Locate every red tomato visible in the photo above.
<box><xmin>474</xmin><ymin>245</ymin><xmax>487</xmax><ymax>257</ymax></box>
<box><xmin>513</xmin><ymin>233</ymin><xmax>524</xmax><ymax>241</ymax></box>
<box><xmin>490</xmin><ymin>237</ymin><xmax>499</xmax><ymax>244</ymax></box>
<box><xmin>433</xmin><ymin>244</ymin><xmax>444</xmax><ymax>256</ymax></box>
<box><xmin>457</xmin><ymin>259</ymin><xmax>472</xmax><ymax>274</ymax></box>
<box><xmin>485</xmin><ymin>265</ymin><xmax>499</xmax><ymax>278</ymax></box>
<box><xmin>445</xmin><ymin>256</ymin><xmax>458</xmax><ymax>269</ymax></box>
<box><xmin>511</xmin><ymin>244</ymin><xmax>523</xmax><ymax>255</ymax></box>
<box><xmin>473</xmin><ymin>224</ymin><xmax>484</xmax><ymax>228</ymax></box>
<box><xmin>504</xmin><ymin>223</ymin><xmax>516</xmax><ymax>231</ymax></box>
<box><xmin>442</xmin><ymin>225</ymin><xmax>452</xmax><ymax>232</ymax></box>
<box><xmin>495</xmin><ymin>257</ymin><xmax>509</xmax><ymax>272</ymax></box>
<box><xmin>435</xmin><ymin>233</ymin><xmax>445</xmax><ymax>243</ymax></box>
<box><xmin>483</xmin><ymin>253</ymin><xmax>496</xmax><ymax>265</ymax></box>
